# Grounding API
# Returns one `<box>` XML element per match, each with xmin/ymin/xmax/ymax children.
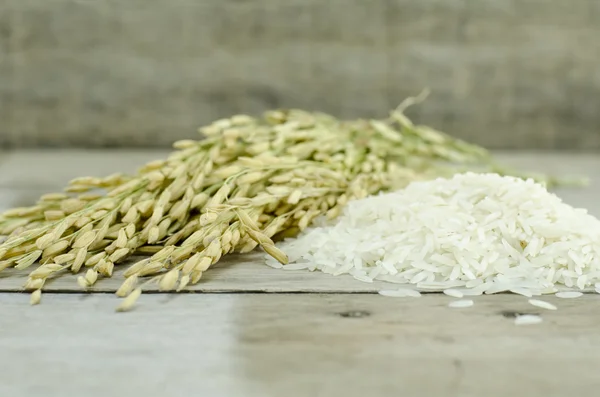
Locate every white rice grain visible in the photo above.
<box><xmin>528</xmin><ymin>299</ymin><xmax>557</xmax><ymax>311</ymax></box>
<box><xmin>509</xmin><ymin>287</ymin><xmax>534</xmax><ymax>298</ymax></box>
<box><xmin>282</xmin><ymin>263</ymin><xmax>310</xmax><ymax>270</ymax></box>
<box><xmin>399</xmin><ymin>288</ymin><xmax>422</xmax><ymax>298</ymax></box>
<box><xmin>514</xmin><ymin>314</ymin><xmax>543</xmax><ymax>325</ymax></box>
<box><xmin>458</xmin><ymin>286</ymin><xmax>486</xmax><ymax>296</ymax></box>
<box><xmin>448</xmin><ymin>299</ymin><xmax>474</xmax><ymax>308</ymax></box>
<box><xmin>555</xmin><ymin>291</ymin><xmax>583</xmax><ymax>299</ymax></box>
<box><xmin>443</xmin><ymin>289</ymin><xmax>464</xmax><ymax>298</ymax></box>
<box><xmin>265</xmin><ymin>259</ymin><xmax>283</xmax><ymax>269</ymax></box>
<box><xmin>353</xmin><ymin>274</ymin><xmax>374</xmax><ymax>283</ymax></box>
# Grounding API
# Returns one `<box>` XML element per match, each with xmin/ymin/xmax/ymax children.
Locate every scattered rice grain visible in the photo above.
<box><xmin>555</xmin><ymin>291</ymin><xmax>583</xmax><ymax>299</ymax></box>
<box><xmin>448</xmin><ymin>299</ymin><xmax>473</xmax><ymax>308</ymax></box>
<box><xmin>514</xmin><ymin>314</ymin><xmax>543</xmax><ymax>325</ymax></box>
<box><xmin>528</xmin><ymin>299</ymin><xmax>557</xmax><ymax>310</ymax></box>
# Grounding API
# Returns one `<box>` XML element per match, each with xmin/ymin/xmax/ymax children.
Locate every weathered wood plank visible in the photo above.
<box><xmin>0</xmin><ymin>251</ymin><xmax>597</xmax><ymax>293</ymax></box>
<box><xmin>1</xmin><ymin>0</ymin><xmax>600</xmax><ymax>149</ymax></box>
<box><xmin>2</xmin><ymin>293</ymin><xmax>600</xmax><ymax>397</ymax></box>
<box><xmin>0</xmin><ymin>252</ymin><xmax>413</xmax><ymax>293</ymax></box>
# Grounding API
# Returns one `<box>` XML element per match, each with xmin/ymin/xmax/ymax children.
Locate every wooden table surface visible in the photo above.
<box><xmin>1</xmin><ymin>150</ymin><xmax>599</xmax><ymax>397</ymax></box>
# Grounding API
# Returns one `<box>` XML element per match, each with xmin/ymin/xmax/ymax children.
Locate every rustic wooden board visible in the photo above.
<box><xmin>2</xmin><ymin>1</ymin><xmax>600</xmax><ymax>149</ymax></box>
<box><xmin>2</xmin><ymin>293</ymin><xmax>600</xmax><ymax>397</ymax></box>
<box><xmin>0</xmin><ymin>252</ymin><xmax>411</xmax><ymax>293</ymax></box>
<box><xmin>2</xmin><ymin>150</ymin><xmax>600</xmax><ymax>397</ymax></box>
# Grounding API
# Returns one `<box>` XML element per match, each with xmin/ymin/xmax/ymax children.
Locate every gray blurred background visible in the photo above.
<box><xmin>1</xmin><ymin>0</ymin><xmax>599</xmax><ymax>150</ymax></box>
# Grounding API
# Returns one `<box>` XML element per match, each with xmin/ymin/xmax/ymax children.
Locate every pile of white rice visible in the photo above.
<box><xmin>266</xmin><ymin>173</ymin><xmax>600</xmax><ymax>297</ymax></box>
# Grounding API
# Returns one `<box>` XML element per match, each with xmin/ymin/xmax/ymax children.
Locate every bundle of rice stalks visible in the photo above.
<box><xmin>0</xmin><ymin>94</ymin><xmax>575</xmax><ymax>311</ymax></box>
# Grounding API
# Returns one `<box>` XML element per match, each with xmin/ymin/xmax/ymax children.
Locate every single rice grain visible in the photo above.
<box><xmin>448</xmin><ymin>299</ymin><xmax>473</xmax><ymax>308</ymax></box>
<box><xmin>514</xmin><ymin>314</ymin><xmax>543</xmax><ymax>325</ymax></box>
<box><xmin>443</xmin><ymin>289</ymin><xmax>464</xmax><ymax>298</ymax></box>
<box><xmin>528</xmin><ymin>299</ymin><xmax>557</xmax><ymax>311</ymax></box>
<box><xmin>555</xmin><ymin>291</ymin><xmax>583</xmax><ymax>299</ymax></box>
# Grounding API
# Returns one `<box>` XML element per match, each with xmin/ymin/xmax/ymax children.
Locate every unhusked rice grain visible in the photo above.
<box><xmin>268</xmin><ymin>173</ymin><xmax>600</xmax><ymax>296</ymax></box>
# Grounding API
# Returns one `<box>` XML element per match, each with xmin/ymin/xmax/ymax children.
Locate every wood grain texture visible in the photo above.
<box><xmin>1</xmin><ymin>0</ymin><xmax>600</xmax><ymax>149</ymax></box>
<box><xmin>2</xmin><ymin>293</ymin><xmax>600</xmax><ymax>397</ymax></box>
